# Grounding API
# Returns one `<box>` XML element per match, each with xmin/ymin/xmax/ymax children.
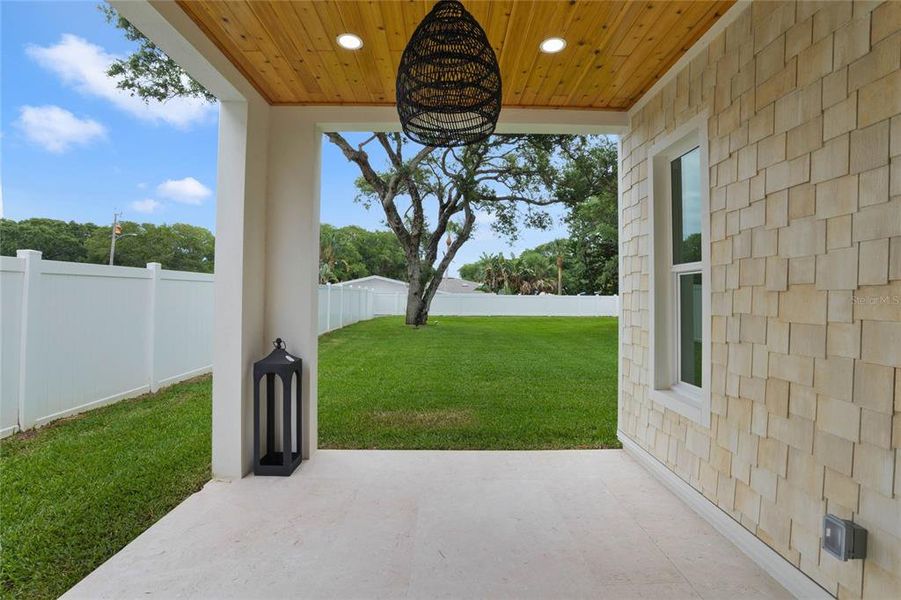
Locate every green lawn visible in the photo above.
<box><xmin>1</xmin><ymin>316</ymin><xmax>619</xmax><ymax>599</ymax></box>
<box><xmin>319</xmin><ymin>316</ymin><xmax>620</xmax><ymax>449</ymax></box>
<box><xmin>0</xmin><ymin>377</ymin><xmax>212</xmax><ymax>600</ymax></box>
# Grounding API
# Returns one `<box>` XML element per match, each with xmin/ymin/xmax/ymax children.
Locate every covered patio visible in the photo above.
<box><xmin>65</xmin><ymin>450</ymin><xmax>789</xmax><ymax>599</ymax></box>
<box><xmin>83</xmin><ymin>1</ymin><xmax>900</xmax><ymax>598</ymax></box>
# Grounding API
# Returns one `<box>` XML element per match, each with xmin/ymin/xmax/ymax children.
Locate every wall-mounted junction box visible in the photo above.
<box><xmin>823</xmin><ymin>514</ymin><xmax>867</xmax><ymax>561</ymax></box>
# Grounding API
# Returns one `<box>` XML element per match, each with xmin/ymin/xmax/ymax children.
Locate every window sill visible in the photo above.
<box><xmin>649</xmin><ymin>386</ymin><xmax>709</xmax><ymax>427</ymax></box>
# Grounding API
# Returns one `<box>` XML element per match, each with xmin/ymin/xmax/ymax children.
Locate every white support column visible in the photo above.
<box><xmin>211</xmin><ymin>98</ymin><xmax>271</xmax><ymax>478</ymax></box>
<box><xmin>16</xmin><ymin>250</ymin><xmax>41</xmax><ymax>432</ymax></box>
<box><xmin>264</xmin><ymin>108</ymin><xmax>321</xmax><ymax>459</ymax></box>
<box><xmin>146</xmin><ymin>262</ymin><xmax>162</xmax><ymax>393</ymax></box>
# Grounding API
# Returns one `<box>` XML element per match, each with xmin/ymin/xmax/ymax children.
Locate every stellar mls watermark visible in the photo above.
<box><xmin>851</xmin><ymin>295</ymin><xmax>901</xmax><ymax>305</ymax></box>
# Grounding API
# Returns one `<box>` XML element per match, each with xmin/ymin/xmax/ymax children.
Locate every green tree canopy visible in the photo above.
<box><xmin>99</xmin><ymin>3</ymin><xmax>216</xmax><ymax>104</ymax></box>
<box><xmin>319</xmin><ymin>224</ymin><xmax>406</xmax><ymax>283</ymax></box>
<box><xmin>0</xmin><ymin>218</ymin><xmax>97</xmax><ymax>262</ymax></box>
<box><xmin>459</xmin><ymin>138</ymin><xmax>619</xmax><ymax>296</ymax></box>
<box><xmin>3</xmin><ymin>218</ymin><xmax>407</xmax><ymax>281</ymax></box>
<box><xmin>1</xmin><ymin>219</ymin><xmax>215</xmax><ymax>273</ymax></box>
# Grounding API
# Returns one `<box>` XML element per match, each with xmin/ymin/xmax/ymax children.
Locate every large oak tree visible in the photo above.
<box><xmin>326</xmin><ymin>133</ymin><xmax>604</xmax><ymax>325</ymax></box>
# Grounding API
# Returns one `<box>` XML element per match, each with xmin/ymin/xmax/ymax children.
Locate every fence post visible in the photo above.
<box><xmin>146</xmin><ymin>263</ymin><xmax>162</xmax><ymax>393</ymax></box>
<box><xmin>16</xmin><ymin>250</ymin><xmax>42</xmax><ymax>431</ymax></box>
<box><xmin>326</xmin><ymin>283</ymin><xmax>332</xmax><ymax>331</ymax></box>
<box><xmin>339</xmin><ymin>285</ymin><xmax>345</xmax><ymax>328</ymax></box>
<box><xmin>346</xmin><ymin>285</ymin><xmax>352</xmax><ymax>325</ymax></box>
<box><xmin>348</xmin><ymin>285</ymin><xmax>354</xmax><ymax>324</ymax></box>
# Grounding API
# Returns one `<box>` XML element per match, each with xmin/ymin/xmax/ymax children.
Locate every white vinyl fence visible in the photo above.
<box><xmin>317</xmin><ymin>283</ymin><xmax>376</xmax><ymax>334</ymax></box>
<box><xmin>372</xmin><ymin>291</ymin><xmax>619</xmax><ymax>317</ymax></box>
<box><xmin>0</xmin><ymin>252</ymin><xmax>380</xmax><ymax>438</ymax></box>
<box><xmin>1</xmin><ymin>251</ymin><xmax>214</xmax><ymax>437</ymax></box>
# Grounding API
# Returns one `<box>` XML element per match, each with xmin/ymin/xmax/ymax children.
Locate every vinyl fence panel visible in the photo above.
<box><xmin>153</xmin><ymin>268</ymin><xmax>215</xmax><ymax>387</ymax></box>
<box><xmin>0</xmin><ymin>257</ymin><xmax>25</xmax><ymax>437</ymax></box>
<box><xmin>14</xmin><ymin>254</ymin><xmax>153</xmax><ymax>431</ymax></box>
<box><xmin>0</xmin><ymin>252</ymin><xmax>217</xmax><ymax>438</ymax></box>
<box><xmin>317</xmin><ymin>284</ymin><xmax>376</xmax><ymax>334</ymax></box>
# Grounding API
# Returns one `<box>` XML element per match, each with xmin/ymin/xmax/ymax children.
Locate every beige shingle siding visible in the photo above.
<box><xmin>618</xmin><ymin>1</ymin><xmax>901</xmax><ymax>597</ymax></box>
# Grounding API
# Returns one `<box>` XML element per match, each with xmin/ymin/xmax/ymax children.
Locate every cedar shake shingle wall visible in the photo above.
<box><xmin>617</xmin><ymin>1</ymin><xmax>900</xmax><ymax>597</ymax></box>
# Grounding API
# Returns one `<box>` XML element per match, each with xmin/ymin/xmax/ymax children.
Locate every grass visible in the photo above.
<box><xmin>319</xmin><ymin>316</ymin><xmax>620</xmax><ymax>449</ymax></box>
<box><xmin>1</xmin><ymin>316</ymin><xmax>619</xmax><ymax>598</ymax></box>
<box><xmin>0</xmin><ymin>377</ymin><xmax>212</xmax><ymax>600</ymax></box>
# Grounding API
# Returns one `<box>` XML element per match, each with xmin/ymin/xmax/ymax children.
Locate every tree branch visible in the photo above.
<box><xmin>423</xmin><ymin>204</ymin><xmax>476</xmax><ymax>302</ymax></box>
<box><xmin>325</xmin><ymin>132</ymin><xmax>412</xmax><ymax>248</ymax></box>
<box><xmin>485</xmin><ymin>195</ymin><xmax>563</xmax><ymax>207</ymax></box>
<box><xmin>424</xmin><ymin>195</ymin><xmax>465</xmax><ymax>265</ymax></box>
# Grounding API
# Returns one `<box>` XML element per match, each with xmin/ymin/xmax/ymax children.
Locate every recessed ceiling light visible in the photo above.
<box><xmin>539</xmin><ymin>37</ymin><xmax>566</xmax><ymax>54</ymax></box>
<box><xmin>337</xmin><ymin>33</ymin><xmax>363</xmax><ymax>50</ymax></box>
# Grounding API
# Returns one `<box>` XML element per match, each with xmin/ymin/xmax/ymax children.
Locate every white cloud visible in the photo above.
<box><xmin>15</xmin><ymin>105</ymin><xmax>106</xmax><ymax>153</ymax></box>
<box><xmin>156</xmin><ymin>177</ymin><xmax>212</xmax><ymax>204</ymax></box>
<box><xmin>26</xmin><ymin>34</ymin><xmax>214</xmax><ymax>129</ymax></box>
<box><xmin>131</xmin><ymin>198</ymin><xmax>162</xmax><ymax>214</ymax></box>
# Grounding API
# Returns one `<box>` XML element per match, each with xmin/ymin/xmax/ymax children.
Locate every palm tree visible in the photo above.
<box><xmin>319</xmin><ymin>262</ymin><xmax>338</xmax><ymax>284</ymax></box>
<box><xmin>478</xmin><ymin>253</ymin><xmax>507</xmax><ymax>293</ymax></box>
<box><xmin>320</xmin><ymin>227</ymin><xmax>354</xmax><ymax>282</ymax></box>
<box><xmin>551</xmin><ymin>239</ymin><xmax>567</xmax><ymax>295</ymax></box>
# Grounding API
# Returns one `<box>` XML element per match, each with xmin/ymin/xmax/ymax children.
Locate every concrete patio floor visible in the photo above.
<box><xmin>65</xmin><ymin>450</ymin><xmax>790</xmax><ymax>599</ymax></box>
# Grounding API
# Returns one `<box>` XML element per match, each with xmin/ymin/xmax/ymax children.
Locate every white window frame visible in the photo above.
<box><xmin>647</xmin><ymin>114</ymin><xmax>711</xmax><ymax>427</ymax></box>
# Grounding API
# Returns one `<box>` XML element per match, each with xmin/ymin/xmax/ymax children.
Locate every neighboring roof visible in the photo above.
<box><xmin>335</xmin><ymin>275</ymin><xmax>485</xmax><ymax>294</ymax></box>
<box><xmin>335</xmin><ymin>275</ymin><xmax>406</xmax><ymax>287</ymax></box>
<box><xmin>437</xmin><ymin>277</ymin><xmax>485</xmax><ymax>294</ymax></box>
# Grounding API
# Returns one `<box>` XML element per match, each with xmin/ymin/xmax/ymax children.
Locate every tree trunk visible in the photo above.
<box><xmin>556</xmin><ymin>254</ymin><xmax>563</xmax><ymax>295</ymax></box>
<box><xmin>404</xmin><ymin>291</ymin><xmax>430</xmax><ymax>326</ymax></box>
<box><xmin>402</xmin><ymin>255</ymin><xmax>434</xmax><ymax>326</ymax></box>
<box><xmin>404</xmin><ymin>269</ymin><xmax>429</xmax><ymax>326</ymax></box>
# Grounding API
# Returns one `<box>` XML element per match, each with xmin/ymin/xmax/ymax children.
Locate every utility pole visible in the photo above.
<box><xmin>109</xmin><ymin>212</ymin><xmax>122</xmax><ymax>265</ymax></box>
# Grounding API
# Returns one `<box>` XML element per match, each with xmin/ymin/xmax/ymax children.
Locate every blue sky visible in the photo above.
<box><xmin>2</xmin><ymin>1</ymin><xmax>569</xmax><ymax>276</ymax></box>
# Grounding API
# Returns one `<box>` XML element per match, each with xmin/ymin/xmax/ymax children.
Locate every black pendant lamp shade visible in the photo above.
<box><xmin>396</xmin><ymin>0</ymin><xmax>502</xmax><ymax>148</ymax></box>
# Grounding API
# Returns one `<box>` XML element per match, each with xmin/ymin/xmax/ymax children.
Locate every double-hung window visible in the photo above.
<box><xmin>648</xmin><ymin>116</ymin><xmax>710</xmax><ymax>426</ymax></box>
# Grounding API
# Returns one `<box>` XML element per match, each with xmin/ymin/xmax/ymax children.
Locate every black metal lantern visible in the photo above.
<box><xmin>396</xmin><ymin>0</ymin><xmax>502</xmax><ymax>148</ymax></box>
<box><xmin>253</xmin><ymin>338</ymin><xmax>303</xmax><ymax>476</ymax></box>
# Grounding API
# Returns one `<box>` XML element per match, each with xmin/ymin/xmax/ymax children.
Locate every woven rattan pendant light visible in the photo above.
<box><xmin>396</xmin><ymin>0</ymin><xmax>502</xmax><ymax>148</ymax></box>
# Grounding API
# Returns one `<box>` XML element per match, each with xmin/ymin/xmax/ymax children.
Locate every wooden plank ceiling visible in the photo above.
<box><xmin>177</xmin><ymin>0</ymin><xmax>735</xmax><ymax>110</ymax></box>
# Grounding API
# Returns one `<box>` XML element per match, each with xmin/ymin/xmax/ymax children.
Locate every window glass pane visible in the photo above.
<box><xmin>671</xmin><ymin>147</ymin><xmax>702</xmax><ymax>264</ymax></box>
<box><xmin>679</xmin><ymin>272</ymin><xmax>702</xmax><ymax>387</ymax></box>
